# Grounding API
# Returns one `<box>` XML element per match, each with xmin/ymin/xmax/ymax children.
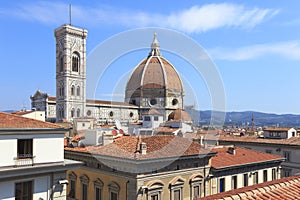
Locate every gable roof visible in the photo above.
<box><xmin>199</xmin><ymin>175</ymin><xmax>300</xmax><ymax>200</ymax></box>
<box><xmin>211</xmin><ymin>146</ymin><xmax>284</xmax><ymax>169</ymax></box>
<box><xmin>0</xmin><ymin>112</ymin><xmax>63</xmax><ymax>129</ymax></box>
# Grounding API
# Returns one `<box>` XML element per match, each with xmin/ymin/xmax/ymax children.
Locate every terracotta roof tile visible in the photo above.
<box><xmin>217</xmin><ymin>135</ymin><xmax>300</xmax><ymax>146</ymax></box>
<box><xmin>199</xmin><ymin>175</ymin><xmax>300</xmax><ymax>200</ymax></box>
<box><xmin>211</xmin><ymin>146</ymin><xmax>284</xmax><ymax>169</ymax></box>
<box><xmin>0</xmin><ymin>112</ymin><xmax>63</xmax><ymax>129</ymax></box>
<box><xmin>65</xmin><ymin>135</ymin><xmax>214</xmax><ymax>160</ymax></box>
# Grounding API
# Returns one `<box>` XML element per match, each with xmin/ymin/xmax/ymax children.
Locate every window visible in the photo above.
<box><xmin>170</xmin><ymin>178</ymin><xmax>184</xmax><ymax>200</ymax></box>
<box><xmin>272</xmin><ymin>168</ymin><xmax>276</xmax><ymax>180</ymax></box>
<box><xmin>243</xmin><ymin>173</ymin><xmax>248</xmax><ymax>187</ymax></box>
<box><xmin>72</xmin><ymin>52</ymin><xmax>80</xmax><ymax>72</ymax></box>
<box><xmin>263</xmin><ymin>170</ymin><xmax>268</xmax><ymax>182</ymax></box>
<box><xmin>77</xmin><ymin>86</ymin><xmax>80</xmax><ymax>96</ymax></box>
<box><xmin>232</xmin><ymin>176</ymin><xmax>237</xmax><ymax>189</ymax></box>
<box><xmin>193</xmin><ymin>185</ymin><xmax>200</xmax><ymax>199</ymax></box>
<box><xmin>129</xmin><ymin>112</ymin><xmax>133</xmax><ymax>117</ymax></box>
<box><xmin>77</xmin><ymin>109</ymin><xmax>80</xmax><ymax>117</ymax></box>
<box><xmin>108</xmin><ymin>182</ymin><xmax>120</xmax><ymax>200</ymax></box>
<box><xmin>173</xmin><ymin>189</ymin><xmax>181</xmax><ymax>200</ymax></box>
<box><xmin>71</xmin><ymin>85</ymin><xmax>75</xmax><ymax>96</ymax></box>
<box><xmin>253</xmin><ymin>172</ymin><xmax>258</xmax><ymax>184</ymax></box>
<box><xmin>68</xmin><ymin>172</ymin><xmax>77</xmax><ymax>198</ymax></box>
<box><xmin>144</xmin><ymin>116</ymin><xmax>151</xmax><ymax>121</ymax></box>
<box><xmin>154</xmin><ymin>116</ymin><xmax>159</xmax><ymax>121</ymax></box>
<box><xmin>109</xmin><ymin>111</ymin><xmax>114</xmax><ymax>117</ymax></box>
<box><xmin>71</xmin><ymin>108</ymin><xmax>75</xmax><ymax>118</ymax></box>
<box><xmin>284</xmin><ymin>151</ymin><xmax>291</xmax><ymax>161</ymax></box>
<box><xmin>189</xmin><ymin>174</ymin><xmax>203</xmax><ymax>199</ymax></box>
<box><xmin>146</xmin><ymin>181</ymin><xmax>163</xmax><ymax>200</ymax></box>
<box><xmin>266</xmin><ymin>150</ymin><xmax>272</xmax><ymax>154</ymax></box>
<box><xmin>60</xmin><ymin>56</ymin><xmax>64</xmax><ymax>72</ymax></box>
<box><xmin>150</xmin><ymin>99</ymin><xmax>157</xmax><ymax>105</ymax></box>
<box><xmin>283</xmin><ymin>169</ymin><xmax>291</xmax><ymax>177</ymax></box>
<box><xmin>94</xmin><ymin>178</ymin><xmax>103</xmax><ymax>200</ymax></box>
<box><xmin>18</xmin><ymin>139</ymin><xmax>33</xmax><ymax>158</ymax></box>
<box><xmin>81</xmin><ymin>183</ymin><xmax>88</xmax><ymax>200</ymax></box>
<box><xmin>150</xmin><ymin>194</ymin><xmax>159</xmax><ymax>200</ymax></box>
<box><xmin>15</xmin><ymin>181</ymin><xmax>33</xmax><ymax>200</ymax></box>
<box><xmin>172</xmin><ymin>98</ymin><xmax>178</xmax><ymax>106</ymax></box>
<box><xmin>219</xmin><ymin>178</ymin><xmax>225</xmax><ymax>192</ymax></box>
<box><xmin>80</xmin><ymin>175</ymin><xmax>89</xmax><ymax>200</ymax></box>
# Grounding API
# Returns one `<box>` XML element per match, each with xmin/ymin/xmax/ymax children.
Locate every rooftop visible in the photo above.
<box><xmin>211</xmin><ymin>146</ymin><xmax>284</xmax><ymax>169</ymax></box>
<box><xmin>217</xmin><ymin>134</ymin><xmax>300</xmax><ymax>146</ymax></box>
<box><xmin>65</xmin><ymin>135</ymin><xmax>214</xmax><ymax>160</ymax></box>
<box><xmin>199</xmin><ymin>175</ymin><xmax>300</xmax><ymax>200</ymax></box>
<box><xmin>0</xmin><ymin>112</ymin><xmax>63</xmax><ymax>129</ymax></box>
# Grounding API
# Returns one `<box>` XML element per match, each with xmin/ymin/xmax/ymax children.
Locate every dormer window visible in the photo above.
<box><xmin>72</xmin><ymin>52</ymin><xmax>80</xmax><ymax>72</ymax></box>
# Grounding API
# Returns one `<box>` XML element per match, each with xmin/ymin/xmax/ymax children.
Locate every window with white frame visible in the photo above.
<box><xmin>108</xmin><ymin>181</ymin><xmax>120</xmax><ymax>200</ymax></box>
<box><xmin>146</xmin><ymin>180</ymin><xmax>164</xmax><ymax>200</ymax></box>
<box><xmin>80</xmin><ymin>174</ymin><xmax>89</xmax><ymax>200</ymax></box>
<box><xmin>189</xmin><ymin>174</ymin><xmax>203</xmax><ymax>199</ymax></box>
<box><xmin>94</xmin><ymin>178</ymin><xmax>103</xmax><ymax>200</ymax></box>
<box><xmin>68</xmin><ymin>172</ymin><xmax>77</xmax><ymax>199</ymax></box>
<box><xmin>169</xmin><ymin>177</ymin><xmax>185</xmax><ymax>200</ymax></box>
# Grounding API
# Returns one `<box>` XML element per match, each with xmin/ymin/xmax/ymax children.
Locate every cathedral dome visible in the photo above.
<box><xmin>125</xmin><ymin>33</ymin><xmax>183</xmax><ymax>103</ymax></box>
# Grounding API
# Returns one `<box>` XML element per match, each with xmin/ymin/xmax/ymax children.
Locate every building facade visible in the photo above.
<box><xmin>64</xmin><ymin>135</ymin><xmax>284</xmax><ymax>200</ymax></box>
<box><xmin>0</xmin><ymin>112</ymin><xmax>81</xmax><ymax>200</ymax></box>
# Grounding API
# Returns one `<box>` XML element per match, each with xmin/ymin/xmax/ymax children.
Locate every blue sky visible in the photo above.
<box><xmin>1</xmin><ymin>1</ymin><xmax>300</xmax><ymax>114</ymax></box>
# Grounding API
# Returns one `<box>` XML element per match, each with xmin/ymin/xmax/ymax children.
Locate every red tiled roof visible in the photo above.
<box><xmin>0</xmin><ymin>112</ymin><xmax>63</xmax><ymax>129</ymax></box>
<box><xmin>48</xmin><ymin>96</ymin><xmax>56</xmax><ymax>101</ymax></box>
<box><xmin>199</xmin><ymin>175</ymin><xmax>300</xmax><ymax>200</ymax></box>
<box><xmin>65</xmin><ymin>135</ymin><xmax>214</xmax><ymax>160</ymax></box>
<box><xmin>10</xmin><ymin>110</ymin><xmax>34</xmax><ymax>115</ymax></box>
<box><xmin>211</xmin><ymin>146</ymin><xmax>284</xmax><ymax>169</ymax></box>
<box><xmin>217</xmin><ymin>135</ymin><xmax>300</xmax><ymax>146</ymax></box>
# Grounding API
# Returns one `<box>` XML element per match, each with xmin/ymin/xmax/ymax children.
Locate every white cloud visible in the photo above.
<box><xmin>209</xmin><ymin>41</ymin><xmax>300</xmax><ymax>61</ymax></box>
<box><xmin>2</xmin><ymin>2</ymin><xmax>279</xmax><ymax>33</ymax></box>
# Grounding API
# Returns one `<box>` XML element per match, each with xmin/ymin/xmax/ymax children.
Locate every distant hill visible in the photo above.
<box><xmin>185</xmin><ymin>110</ymin><xmax>300</xmax><ymax>127</ymax></box>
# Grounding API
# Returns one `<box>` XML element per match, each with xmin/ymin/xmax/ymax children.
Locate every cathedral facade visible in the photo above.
<box><xmin>31</xmin><ymin>24</ymin><xmax>185</xmax><ymax>123</ymax></box>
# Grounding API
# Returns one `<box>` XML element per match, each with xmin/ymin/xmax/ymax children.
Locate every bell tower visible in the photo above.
<box><xmin>54</xmin><ymin>24</ymin><xmax>88</xmax><ymax>122</ymax></box>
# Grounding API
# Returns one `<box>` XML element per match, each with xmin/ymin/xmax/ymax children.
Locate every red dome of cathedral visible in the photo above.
<box><xmin>125</xmin><ymin>33</ymin><xmax>184</xmax><ymax>105</ymax></box>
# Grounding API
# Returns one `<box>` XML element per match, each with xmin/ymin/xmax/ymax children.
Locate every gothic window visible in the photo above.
<box><xmin>72</xmin><ymin>52</ymin><xmax>80</xmax><ymax>72</ymax></box>
<box><xmin>60</xmin><ymin>56</ymin><xmax>64</xmax><ymax>72</ymax></box>
<box><xmin>77</xmin><ymin>86</ymin><xmax>80</xmax><ymax>96</ymax></box>
<box><xmin>71</xmin><ymin>108</ymin><xmax>75</xmax><ymax>118</ymax></box>
<box><xmin>71</xmin><ymin>85</ymin><xmax>75</xmax><ymax>96</ymax></box>
<box><xmin>77</xmin><ymin>109</ymin><xmax>80</xmax><ymax>117</ymax></box>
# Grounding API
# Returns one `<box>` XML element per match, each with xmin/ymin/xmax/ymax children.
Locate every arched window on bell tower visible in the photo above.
<box><xmin>77</xmin><ymin>108</ymin><xmax>80</xmax><ymax>117</ymax></box>
<box><xmin>71</xmin><ymin>85</ymin><xmax>75</xmax><ymax>96</ymax></box>
<box><xmin>72</xmin><ymin>52</ymin><xmax>80</xmax><ymax>72</ymax></box>
<box><xmin>60</xmin><ymin>56</ymin><xmax>64</xmax><ymax>72</ymax></box>
<box><xmin>77</xmin><ymin>86</ymin><xmax>80</xmax><ymax>96</ymax></box>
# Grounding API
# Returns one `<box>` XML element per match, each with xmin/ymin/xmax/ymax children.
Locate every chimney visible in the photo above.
<box><xmin>140</xmin><ymin>142</ymin><xmax>147</xmax><ymax>155</ymax></box>
<box><xmin>228</xmin><ymin>146</ymin><xmax>236</xmax><ymax>155</ymax></box>
<box><xmin>200</xmin><ymin>136</ymin><xmax>203</xmax><ymax>146</ymax></box>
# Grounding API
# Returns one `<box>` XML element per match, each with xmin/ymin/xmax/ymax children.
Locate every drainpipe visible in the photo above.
<box><xmin>126</xmin><ymin>180</ymin><xmax>130</xmax><ymax>200</ymax></box>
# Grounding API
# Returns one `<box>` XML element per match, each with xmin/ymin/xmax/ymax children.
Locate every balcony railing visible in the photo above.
<box><xmin>14</xmin><ymin>154</ymin><xmax>35</xmax><ymax>167</ymax></box>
